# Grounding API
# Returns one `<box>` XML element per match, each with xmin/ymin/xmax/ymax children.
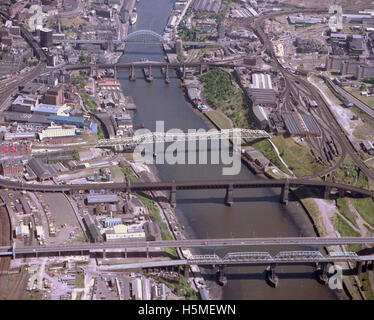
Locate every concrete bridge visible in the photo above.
<box><xmin>1</xmin><ymin>237</ymin><xmax>374</xmax><ymax>258</ymax></box>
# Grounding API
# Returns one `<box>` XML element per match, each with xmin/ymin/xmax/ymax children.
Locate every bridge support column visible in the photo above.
<box><xmin>324</xmin><ymin>186</ymin><xmax>331</xmax><ymax>199</ymax></box>
<box><xmin>315</xmin><ymin>262</ymin><xmax>329</xmax><ymax>284</ymax></box>
<box><xmin>216</xmin><ymin>265</ymin><xmax>227</xmax><ymax>286</ymax></box>
<box><xmin>280</xmin><ymin>179</ymin><xmax>289</xmax><ymax>205</ymax></box>
<box><xmin>182</xmin><ymin>64</ymin><xmax>186</xmax><ymax>80</ymax></box>
<box><xmin>148</xmin><ymin>65</ymin><xmax>153</xmax><ymax>81</ymax></box>
<box><xmin>170</xmin><ymin>185</ymin><xmax>176</xmax><ymax>208</ymax></box>
<box><xmin>199</xmin><ymin>64</ymin><xmax>203</xmax><ymax>75</ymax></box>
<box><xmin>165</xmin><ymin>64</ymin><xmax>170</xmax><ymax>84</ymax></box>
<box><xmin>370</xmin><ymin>261</ymin><xmax>374</xmax><ymax>271</ymax></box>
<box><xmin>12</xmin><ymin>241</ymin><xmax>16</xmax><ymax>260</ymax></box>
<box><xmin>114</xmin><ymin>66</ymin><xmax>118</xmax><ymax>82</ymax></box>
<box><xmin>129</xmin><ymin>65</ymin><xmax>135</xmax><ymax>81</ymax></box>
<box><xmin>124</xmin><ymin>248</ymin><xmax>127</xmax><ymax>259</ymax></box>
<box><xmin>356</xmin><ymin>261</ymin><xmax>363</xmax><ymax>275</ymax></box>
<box><xmin>225</xmin><ymin>184</ymin><xmax>234</xmax><ymax>206</ymax></box>
<box><xmin>103</xmin><ymin>249</ymin><xmax>106</xmax><ymax>259</ymax></box>
<box><xmin>184</xmin><ymin>265</ymin><xmax>189</xmax><ymax>278</ymax></box>
<box><xmin>338</xmin><ymin>189</ymin><xmax>345</xmax><ymax>198</ymax></box>
<box><xmin>266</xmin><ymin>264</ymin><xmax>278</xmax><ymax>288</ymax></box>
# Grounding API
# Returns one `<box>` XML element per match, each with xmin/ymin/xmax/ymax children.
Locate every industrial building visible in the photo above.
<box><xmin>87</xmin><ymin>194</ymin><xmax>119</xmax><ymax>205</ymax></box>
<box><xmin>83</xmin><ymin>214</ymin><xmax>103</xmax><ymax>243</ymax></box>
<box><xmin>11</xmin><ymin>95</ymin><xmax>38</xmax><ymax>113</ymax></box>
<box><xmin>282</xmin><ymin>112</ymin><xmax>321</xmax><ymax>137</ymax></box>
<box><xmin>27</xmin><ymin>158</ymin><xmax>54</xmax><ymax>181</ymax></box>
<box><xmin>0</xmin><ymin>159</ymin><xmax>24</xmax><ymax>176</ymax></box>
<box><xmin>251</xmin><ymin>73</ymin><xmax>273</xmax><ymax>89</ymax></box>
<box><xmin>38</xmin><ymin>125</ymin><xmax>78</xmax><ymax>141</ymax></box>
<box><xmin>192</xmin><ymin>0</ymin><xmax>221</xmax><ymax>13</ymax></box>
<box><xmin>33</xmin><ymin>103</ymin><xmax>70</xmax><ymax>116</ymax></box>
<box><xmin>246</xmin><ymin>88</ymin><xmax>277</xmax><ymax>108</ymax></box>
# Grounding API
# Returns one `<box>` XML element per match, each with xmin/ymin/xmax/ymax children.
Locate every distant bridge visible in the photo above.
<box><xmin>54</xmin><ymin>29</ymin><xmax>225</xmax><ymax>48</ymax></box>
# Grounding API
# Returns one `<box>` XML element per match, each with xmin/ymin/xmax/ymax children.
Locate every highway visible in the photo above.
<box><xmin>1</xmin><ymin>237</ymin><xmax>374</xmax><ymax>257</ymax></box>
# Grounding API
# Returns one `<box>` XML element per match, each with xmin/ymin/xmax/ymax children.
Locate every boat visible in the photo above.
<box><xmin>130</xmin><ymin>12</ymin><xmax>137</xmax><ymax>25</ymax></box>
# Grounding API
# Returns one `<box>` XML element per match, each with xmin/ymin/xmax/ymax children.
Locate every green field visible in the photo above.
<box><xmin>249</xmin><ymin>138</ymin><xmax>292</xmax><ymax>176</ymax></box>
<box><xmin>334</xmin><ymin>215</ymin><xmax>361</xmax><ymax>251</ymax></box>
<box><xmin>199</xmin><ymin>69</ymin><xmax>254</xmax><ymax>129</ymax></box>
<box><xmin>271</xmin><ymin>135</ymin><xmax>325</xmax><ymax>177</ymax></box>
<box><xmin>205</xmin><ymin>110</ymin><xmax>232</xmax><ymax>129</ymax></box>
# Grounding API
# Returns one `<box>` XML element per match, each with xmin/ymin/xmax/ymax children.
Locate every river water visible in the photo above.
<box><xmin>118</xmin><ymin>0</ymin><xmax>342</xmax><ymax>299</ymax></box>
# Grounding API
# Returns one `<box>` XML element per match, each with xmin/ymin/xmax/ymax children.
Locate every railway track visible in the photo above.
<box><xmin>252</xmin><ymin>13</ymin><xmax>374</xmax><ymax>182</ymax></box>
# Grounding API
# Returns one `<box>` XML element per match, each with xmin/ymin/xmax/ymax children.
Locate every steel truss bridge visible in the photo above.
<box><xmin>96</xmin><ymin>128</ymin><xmax>272</xmax><ymax>147</ymax></box>
<box><xmin>34</xmin><ymin>128</ymin><xmax>272</xmax><ymax>149</ymax></box>
<box><xmin>1</xmin><ymin>237</ymin><xmax>374</xmax><ymax>259</ymax></box>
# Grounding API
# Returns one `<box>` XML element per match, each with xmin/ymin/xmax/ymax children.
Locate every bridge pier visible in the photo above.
<box><xmin>216</xmin><ymin>265</ymin><xmax>227</xmax><ymax>286</ymax></box>
<box><xmin>170</xmin><ymin>185</ymin><xmax>176</xmax><ymax>208</ymax></box>
<box><xmin>356</xmin><ymin>261</ymin><xmax>363</xmax><ymax>275</ymax></box>
<box><xmin>225</xmin><ymin>184</ymin><xmax>234</xmax><ymax>206</ymax></box>
<box><xmin>103</xmin><ymin>249</ymin><xmax>106</xmax><ymax>259</ymax></box>
<box><xmin>266</xmin><ymin>264</ymin><xmax>278</xmax><ymax>288</ymax></box>
<box><xmin>124</xmin><ymin>248</ymin><xmax>127</xmax><ymax>259</ymax></box>
<box><xmin>182</xmin><ymin>64</ymin><xmax>186</xmax><ymax>80</ymax></box>
<box><xmin>315</xmin><ymin>262</ymin><xmax>329</xmax><ymax>284</ymax></box>
<box><xmin>338</xmin><ymin>189</ymin><xmax>345</xmax><ymax>198</ymax></box>
<box><xmin>148</xmin><ymin>65</ymin><xmax>153</xmax><ymax>81</ymax></box>
<box><xmin>280</xmin><ymin>179</ymin><xmax>289</xmax><ymax>205</ymax></box>
<box><xmin>324</xmin><ymin>186</ymin><xmax>331</xmax><ymax>199</ymax></box>
<box><xmin>114</xmin><ymin>66</ymin><xmax>118</xmax><ymax>82</ymax></box>
<box><xmin>129</xmin><ymin>65</ymin><xmax>135</xmax><ymax>81</ymax></box>
<box><xmin>165</xmin><ymin>64</ymin><xmax>170</xmax><ymax>84</ymax></box>
<box><xmin>199</xmin><ymin>64</ymin><xmax>203</xmax><ymax>75</ymax></box>
<box><xmin>12</xmin><ymin>242</ymin><xmax>16</xmax><ymax>260</ymax></box>
<box><xmin>184</xmin><ymin>265</ymin><xmax>189</xmax><ymax>278</ymax></box>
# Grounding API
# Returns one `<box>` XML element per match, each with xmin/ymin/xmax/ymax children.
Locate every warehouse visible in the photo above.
<box><xmin>87</xmin><ymin>194</ymin><xmax>119</xmax><ymax>205</ymax></box>
<box><xmin>282</xmin><ymin>112</ymin><xmax>321</xmax><ymax>137</ymax></box>
<box><xmin>83</xmin><ymin>214</ymin><xmax>103</xmax><ymax>243</ymax></box>
<box><xmin>246</xmin><ymin>88</ymin><xmax>277</xmax><ymax>108</ymax></box>
<box><xmin>33</xmin><ymin>103</ymin><xmax>70</xmax><ymax>116</ymax></box>
<box><xmin>27</xmin><ymin>158</ymin><xmax>54</xmax><ymax>181</ymax></box>
<box><xmin>38</xmin><ymin>125</ymin><xmax>77</xmax><ymax>141</ymax></box>
<box><xmin>48</xmin><ymin>115</ymin><xmax>87</xmax><ymax>128</ymax></box>
<box><xmin>192</xmin><ymin>0</ymin><xmax>221</xmax><ymax>13</ymax></box>
<box><xmin>251</xmin><ymin>73</ymin><xmax>273</xmax><ymax>89</ymax></box>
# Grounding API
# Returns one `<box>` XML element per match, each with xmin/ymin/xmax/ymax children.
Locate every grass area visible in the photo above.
<box><xmin>97</xmin><ymin>126</ymin><xmax>105</xmax><ymax>140</ymax></box>
<box><xmin>120</xmin><ymin>167</ymin><xmax>139</xmax><ymax>183</ymax></box>
<box><xmin>351</xmin><ymin>197</ymin><xmax>374</xmax><ymax>228</ymax></box>
<box><xmin>293</xmin><ymin>187</ymin><xmax>327</xmax><ymax>236</ymax></box>
<box><xmin>72</xmin><ymin>149</ymin><xmax>80</xmax><ymax>161</ymax></box>
<box><xmin>334</xmin><ymin>215</ymin><xmax>361</xmax><ymax>251</ymax></box>
<box><xmin>205</xmin><ymin>110</ymin><xmax>232</xmax><ymax>129</ymax></box>
<box><xmin>75</xmin><ymin>269</ymin><xmax>85</xmax><ymax>289</ymax></box>
<box><xmin>271</xmin><ymin>135</ymin><xmax>325</xmax><ymax>177</ymax></box>
<box><xmin>149</xmin><ymin>275</ymin><xmax>197</xmax><ymax>300</ymax></box>
<box><xmin>249</xmin><ymin>138</ymin><xmax>292</xmax><ymax>176</ymax></box>
<box><xmin>359</xmin><ymin>273</ymin><xmax>374</xmax><ymax>300</ymax></box>
<box><xmin>199</xmin><ymin>68</ymin><xmax>254</xmax><ymax>129</ymax></box>
<box><xmin>336</xmin><ymin>198</ymin><xmax>358</xmax><ymax>228</ymax></box>
<box><xmin>61</xmin><ymin>17</ymin><xmax>88</xmax><ymax>28</ymax></box>
<box><xmin>81</xmin><ymin>93</ymin><xmax>97</xmax><ymax>112</ymax></box>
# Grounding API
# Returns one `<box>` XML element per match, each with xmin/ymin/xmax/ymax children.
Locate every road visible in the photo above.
<box><xmin>1</xmin><ymin>236</ymin><xmax>374</xmax><ymax>256</ymax></box>
<box><xmin>325</xmin><ymin>78</ymin><xmax>374</xmax><ymax>119</ymax></box>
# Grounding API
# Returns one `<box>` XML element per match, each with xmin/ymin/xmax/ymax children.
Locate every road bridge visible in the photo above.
<box><xmin>0</xmin><ymin>177</ymin><xmax>371</xmax><ymax>206</ymax></box>
<box><xmin>1</xmin><ymin>237</ymin><xmax>374</xmax><ymax>258</ymax></box>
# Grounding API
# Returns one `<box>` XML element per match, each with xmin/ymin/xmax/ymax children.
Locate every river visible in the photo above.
<box><xmin>118</xmin><ymin>0</ymin><xmax>343</xmax><ymax>299</ymax></box>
